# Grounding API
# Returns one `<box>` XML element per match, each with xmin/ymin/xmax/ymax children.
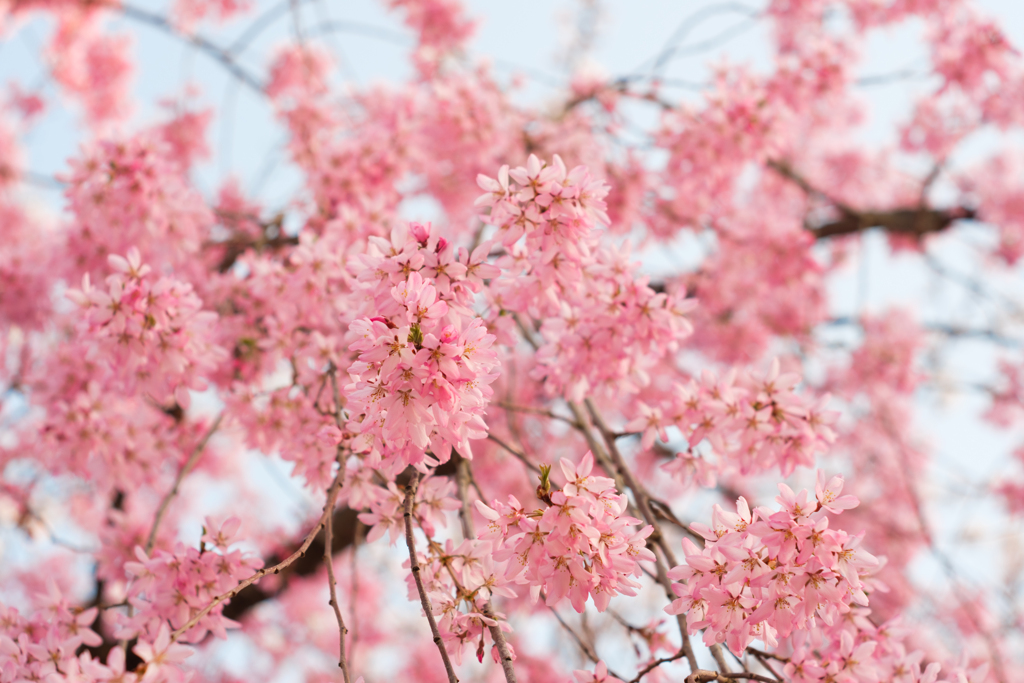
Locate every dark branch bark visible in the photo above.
<box><xmin>811</xmin><ymin>206</ymin><xmax>977</xmax><ymax>240</ymax></box>
<box><xmin>767</xmin><ymin>158</ymin><xmax>976</xmax><ymax>241</ymax></box>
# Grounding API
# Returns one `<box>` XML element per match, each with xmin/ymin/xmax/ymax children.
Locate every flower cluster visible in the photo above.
<box><xmin>345</xmin><ymin>222</ymin><xmax>500</xmax><ymax>470</ymax></box>
<box><xmin>0</xmin><ymin>583</ymin><xmax>103</xmax><ymax>683</ymax></box>
<box><xmin>478</xmin><ymin>156</ymin><xmax>695</xmax><ymax>401</ymax></box>
<box><xmin>121</xmin><ymin>517</ymin><xmax>262</xmax><ymax>643</ymax></box>
<box><xmin>666</xmin><ymin>473</ymin><xmax>878</xmax><ymax>654</ymax></box>
<box><xmin>63</xmin><ymin>133</ymin><xmax>213</xmax><ymax>277</ymax></box>
<box><xmin>476</xmin><ymin>153</ymin><xmax>610</xmax><ymax>253</ymax></box>
<box><xmin>633</xmin><ymin>359</ymin><xmax>838</xmax><ymax>477</ymax></box>
<box><xmin>476</xmin><ymin>452</ymin><xmax>655</xmax><ymax>613</ymax></box>
<box><xmin>67</xmin><ymin>248</ymin><xmax>226</xmax><ymax>409</ymax></box>
<box><xmin>357</xmin><ymin>473</ymin><xmax>461</xmax><ymax>544</ymax></box>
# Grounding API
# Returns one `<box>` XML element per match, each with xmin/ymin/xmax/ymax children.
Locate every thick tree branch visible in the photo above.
<box><xmin>767</xmin><ymin>159</ymin><xmax>976</xmax><ymax>240</ymax></box>
<box><xmin>811</xmin><ymin>206</ymin><xmax>976</xmax><ymax>240</ymax></box>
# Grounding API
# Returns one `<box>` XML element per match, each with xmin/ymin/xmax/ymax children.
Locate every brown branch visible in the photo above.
<box><xmin>686</xmin><ymin>671</ymin><xmax>778</xmax><ymax>683</ymax></box>
<box><xmin>766</xmin><ymin>159</ymin><xmax>976</xmax><ymax>241</ymax></box>
<box><xmin>404</xmin><ymin>473</ymin><xmax>460</xmax><ymax>683</ymax></box>
<box><xmin>210</xmin><ymin>232</ymin><xmax>300</xmax><ymax>273</ymax></box>
<box><xmin>811</xmin><ymin>207</ymin><xmax>976</xmax><ymax>240</ymax></box>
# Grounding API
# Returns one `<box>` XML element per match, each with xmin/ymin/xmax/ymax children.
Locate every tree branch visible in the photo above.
<box><xmin>767</xmin><ymin>159</ymin><xmax>976</xmax><ymax>241</ymax></box>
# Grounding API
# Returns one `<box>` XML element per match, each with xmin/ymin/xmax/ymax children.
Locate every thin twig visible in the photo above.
<box><xmin>629</xmin><ymin>649</ymin><xmax>689</xmax><ymax>683</ymax></box>
<box><xmin>494</xmin><ymin>401</ymin><xmax>580</xmax><ymax>428</ymax></box>
<box><xmin>545</xmin><ymin>601</ymin><xmax>625</xmax><ymax>681</ymax></box>
<box><xmin>404</xmin><ymin>474</ymin><xmax>459</xmax><ymax>683</ymax></box>
<box><xmin>117</xmin><ymin>3</ymin><xmax>266</xmax><ymax>94</ymax></box>
<box><xmin>145</xmin><ymin>414</ymin><xmax>223</xmax><ymax>554</ymax></box>
<box><xmin>324</xmin><ymin>451</ymin><xmax>352</xmax><ymax>683</ymax></box>
<box><xmin>486</xmin><ymin>433</ymin><xmax>541</xmax><ymax>473</ymax></box>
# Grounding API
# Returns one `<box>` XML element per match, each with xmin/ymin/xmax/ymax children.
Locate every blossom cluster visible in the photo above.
<box><xmin>357</xmin><ymin>473</ymin><xmax>461</xmax><ymax>544</ymax></box>
<box><xmin>66</xmin><ymin>248</ymin><xmax>225</xmax><ymax>409</ymax></box>
<box><xmin>0</xmin><ymin>583</ymin><xmax>104</xmax><ymax>683</ymax></box>
<box><xmin>478</xmin><ymin>156</ymin><xmax>695</xmax><ymax>400</ymax></box>
<box><xmin>476</xmin><ymin>153</ymin><xmax>611</xmax><ymax>253</ymax></box>
<box><xmin>345</xmin><ymin>221</ymin><xmax>500</xmax><ymax>471</ymax></box>
<box><xmin>63</xmin><ymin>134</ymin><xmax>213</xmax><ymax>277</ymax></box>
<box><xmin>666</xmin><ymin>473</ymin><xmax>878</xmax><ymax>654</ymax></box>
<box><xmin>634</xmin><ymin>359</ymin><xmax>838</xmax><ymax>478</ymax></box>
<box><xmin>476</xmin><ymin>452</ymin><xmax>655</xmax><ymax>613</ymax></box>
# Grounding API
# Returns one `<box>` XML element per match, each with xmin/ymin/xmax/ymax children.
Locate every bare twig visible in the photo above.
<box><xmin>116</xmin><ymin>3</ymin><xmax>266</xmax><ymax>94</ymax></box>
<box><xmin>145</xmin><ymin>414</ymin><xmax>223</xmax><ymax>554</ymax></box>
<box><xmin>494</xmin><ymin>401</ymin><xmax>580</xmax><ymax>428</ymax></box>
<box><xmin>404</xmin><ymin>473</ymin><xmax>459</xmax><ymax>683</ymax></box>
<box><xmin>545</xmin><ymin>601</ymin><xmax>625</xmax><ymax>681</ymax></box>
<box><xmin>487</xmin><ymin>433</ymin><xmax>541</xmax><ymax>473</ymax></box>
<box><xmin>629</xmin><ymin>649</ymin><xmax>689</xmax><ymax>683</ymax></box>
